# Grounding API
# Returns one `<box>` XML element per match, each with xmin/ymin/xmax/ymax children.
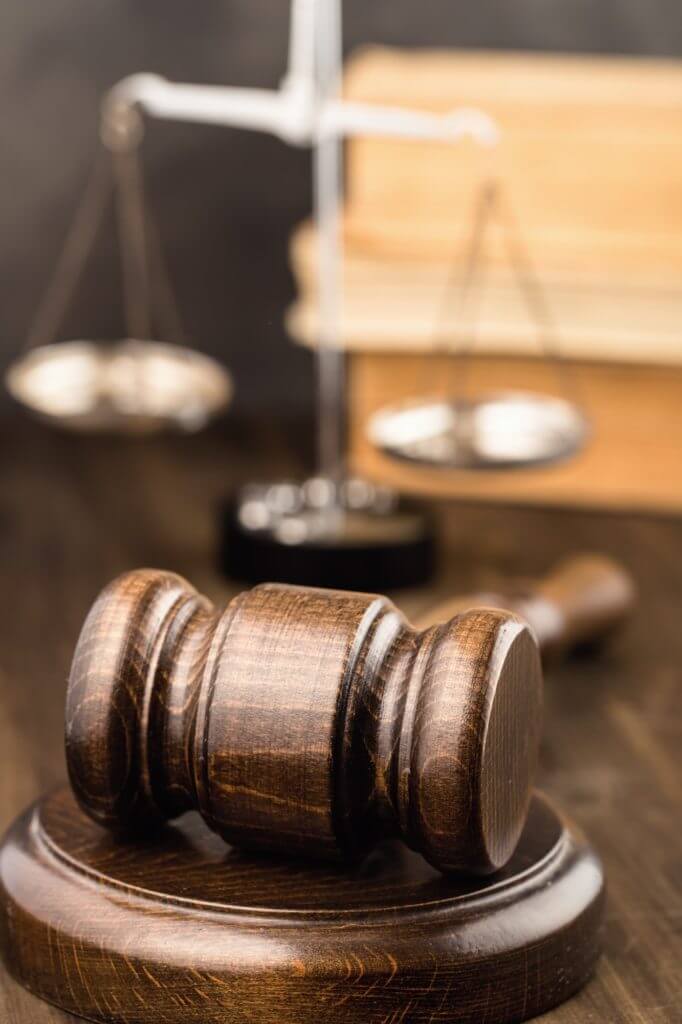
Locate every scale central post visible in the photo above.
<box><xmin>107</xmin><ymin>0</ymin><xmax>499</xmax><ymax>588</ymax></box>
<box><xmin>313</xmin><ymin>0</ymin><xmax>345</xmax><ymax>504</ymax></box>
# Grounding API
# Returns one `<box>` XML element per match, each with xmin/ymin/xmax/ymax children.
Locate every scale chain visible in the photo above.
<box><xmin>21</xmin><ymin>107</ymin><xmax>188</xmax><ymax>358</ymax></box>
<box><xmin>112</xmin><ymin>144</ymin><xmax>153</xmax><ymax>342</ymax></box>
<box><xmin>435</xmin><ymin>179</ymin><xmax>583</xmax><ymax>411</ymax></box>
<box><xmin>22</xmin><ymin>150</ymin><xmax>112</xmax><ymax>353</ymax></box>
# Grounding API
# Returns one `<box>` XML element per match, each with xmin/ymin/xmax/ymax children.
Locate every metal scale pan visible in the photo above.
<box><xmin>368</xmin><ymin>391</ymin><xmax>588</xmax><ymax>471</ymax></box>
<box><xmin>365</xmin><ymin>182</ymin><xmax>589</xmax><ymax>473</ymax></box>
<box><xmin>6</xmin><ymin>339</ymin><xmax>231</xmax><ymax>434</ymax></box>
<box><xmin>5</xmin><ymin>100</ymin><xmax>232</xmax><ymax>434</ymax></box>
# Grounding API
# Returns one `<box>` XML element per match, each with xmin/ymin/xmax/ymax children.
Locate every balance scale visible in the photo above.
<box><xmin>6</xmin><ymin>0</ymin><xmax>588</xmax><ymax>589</ymax></box>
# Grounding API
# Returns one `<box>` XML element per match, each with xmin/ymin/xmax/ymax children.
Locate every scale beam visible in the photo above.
<box><xmin>108</xmin><ymin>74</ymin><xmax>314</xmax><ymax>144</ymax></box>
<box><xmin>322</xmin><ymin>101</ymin><xmax>499</xmax><ymax>145</ymax></box>
<box><xmin>108</xmin><ymin>73</ymin><xmax>499</xmax><ymax>148</ymax></box>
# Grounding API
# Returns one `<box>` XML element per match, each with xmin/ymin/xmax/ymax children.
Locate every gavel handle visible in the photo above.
<box><xmin>415</xmin><ymin>554</ymin><xmax>636</xmax><ymax>661</ymax></box>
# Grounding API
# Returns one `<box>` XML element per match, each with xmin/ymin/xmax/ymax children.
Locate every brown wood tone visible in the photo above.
<box><xmin>290</xmin><ymin>49</ymin><xmax>682</xmax><ymax>365</ymax></box>
<box><xmin>0</xmin><ymin>785</ymin><xmax>604</xmax><ymax>1024</ymax></box>
<box><xmin>348</xmin><ymin>352</ymin><xmax>682</xmax><ymax>515</ymax></box>
<box><xmin>65</xmin><ymin>571</ymin><xmax>543</xmax><ymax>875</ymax></box>
<box><xmin>342</xmin><ymin>50</ymin><xmax>682</xmax><ymax>295</ymax></box>
<box><xmin>418</xmin><ymin>553</ymin><xmax>636</xmax><ymax>662</ymax></box>
<box><xmin>0</xmin><ymin>417</ymin><xmax>679</xmax><ymax>1023</ymax></box>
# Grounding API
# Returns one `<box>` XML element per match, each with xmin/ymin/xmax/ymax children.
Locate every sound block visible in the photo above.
<box><xmin>0</xmin><ymin>787</ymin><xmax>604</xmax><ymax>1024</ymax></box>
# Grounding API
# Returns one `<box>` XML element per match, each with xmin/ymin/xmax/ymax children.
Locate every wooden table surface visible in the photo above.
<box><xmin>0</xmin><ymin>416</ymin><xmax>680</xmax><ymax>1023</ymax></box>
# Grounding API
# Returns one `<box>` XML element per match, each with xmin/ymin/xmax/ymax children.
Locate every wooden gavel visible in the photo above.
<box><xmin>65</xmin><ymin>555</ymin><xmax>633</xmax><ymax>875</ymax></box>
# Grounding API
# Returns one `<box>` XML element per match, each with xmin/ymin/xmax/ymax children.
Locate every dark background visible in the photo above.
<box><xmin>2</xmin><ymin>0</ymin><xmax>681</xmax><ymax>418</ymax></box>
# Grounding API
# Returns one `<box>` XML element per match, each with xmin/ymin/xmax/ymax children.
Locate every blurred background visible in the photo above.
<box><xmin>2</xmin><ymin>0</ymin><xmax>681</xmax><ymax>420</ymax></box>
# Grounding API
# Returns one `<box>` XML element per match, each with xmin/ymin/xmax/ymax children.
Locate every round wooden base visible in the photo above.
<box><xmin>0</xmin><ymin>787</ymin><xmax>604</xmax><ymax>1024</ymax></box>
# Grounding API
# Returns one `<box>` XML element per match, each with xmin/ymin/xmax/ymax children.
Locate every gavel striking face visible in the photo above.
<box><xmin>66</xmin><ymin>571</ymin><xmax>543</xmax><ymax>875</ymax></box>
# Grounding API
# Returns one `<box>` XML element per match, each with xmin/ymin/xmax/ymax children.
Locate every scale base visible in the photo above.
<box><xmin>0</xmin><ymin>787</ymin><xmax>604</xmax><ymax>1024</ymax></box>
<box><xmin>220</xmin><ymin>477</ymin><xmax>436</xmax><ymax>590</ymax></box>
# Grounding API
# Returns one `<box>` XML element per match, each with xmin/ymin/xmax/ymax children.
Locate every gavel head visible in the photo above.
<box><xmin>66</xmin><ymin>571</ymin><xmax>543</xmax><ymax>875</ymax></box>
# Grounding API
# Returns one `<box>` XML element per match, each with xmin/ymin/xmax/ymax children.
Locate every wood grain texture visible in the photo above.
<box><xmin>66</xmin><ymin>572</ymin><xmax>543</xmax><ymax>874</ymax></box>
<box><xmin>0</xmin><ymin>416</ymin><xmax>679</xmax><ymax>1022</ymax></box>
<box><xmin>0</xmin><ymin>786</ymin><xmax>603</xmax><ymax>1024</ymax></box>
